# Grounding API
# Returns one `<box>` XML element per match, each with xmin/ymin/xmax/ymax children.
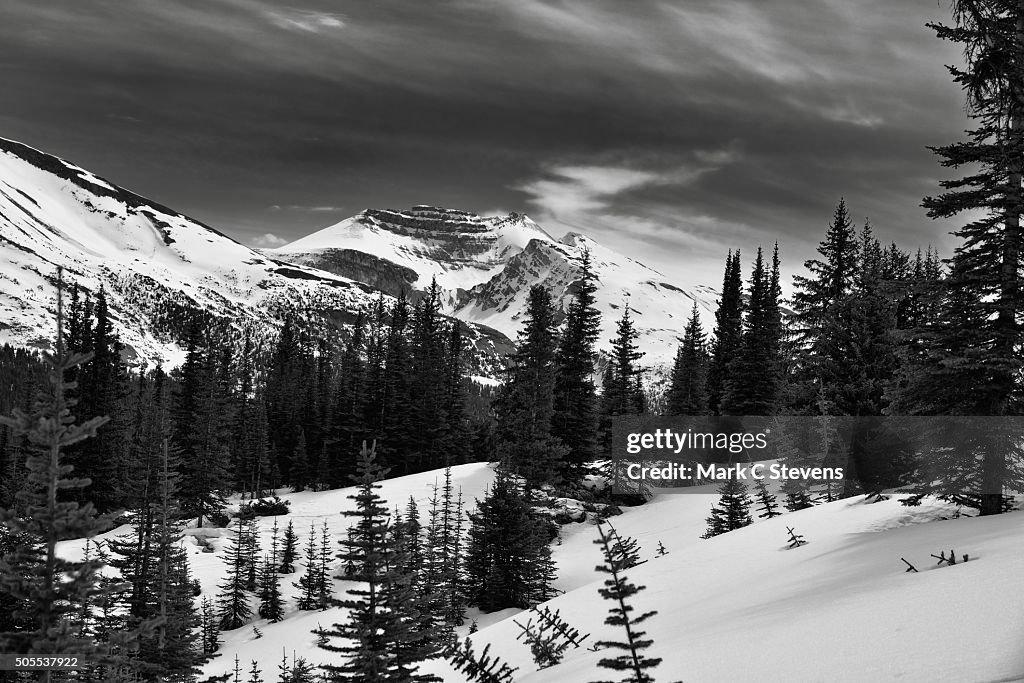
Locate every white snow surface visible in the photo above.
<box><xmin>57</xmin><ymin>464</ymin><xmax>1024</xmax><ymax>682</ymax></box>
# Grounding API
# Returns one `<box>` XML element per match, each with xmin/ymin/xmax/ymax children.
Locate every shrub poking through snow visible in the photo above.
<box><xmin>930</xmin><ymin>549</ymin><xmax>969</xmax><ymax>566</ymax></box>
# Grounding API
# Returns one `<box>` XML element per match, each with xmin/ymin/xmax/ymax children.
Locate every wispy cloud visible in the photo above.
<box><xmin>518</xmin><ymin>165</ymin><xmax>663</xmax><ymax>216</ymax></box>
<box><xmin>264</xmin><ymin>9</ymin><xmax>345</xmax><ymax>34</ymax></box>
<box><xmin>515</xmin><ymin>150</ymin><xmax>753</xmax><ymax>284</ymax></box>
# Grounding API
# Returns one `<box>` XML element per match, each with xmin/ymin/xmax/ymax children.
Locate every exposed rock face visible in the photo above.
<box><xmin>282</xmin><ymin>248</ymin><xmax>420</xmax><ymax>299</ymax></box>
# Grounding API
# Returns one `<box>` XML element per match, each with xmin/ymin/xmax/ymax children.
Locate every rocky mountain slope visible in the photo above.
<box><xmin>273</xmin><ymin>206</ymin><xmax>718</xmax><ymax>366</ymax></box>
<box><xmin>0</xmin><ymin>138</ymin><xmax>511</xmax><ymax>374</ymax></box>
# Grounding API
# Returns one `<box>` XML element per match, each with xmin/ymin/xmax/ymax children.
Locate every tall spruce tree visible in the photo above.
<box><xmin>599</xmin><ymin>307</ymin><xmax>646</xmax><ymax>450</ymax></box>
<box><xmin>722</xmin><ymin>247</ymin><xmax>783</xmax><ymax>415</ymax></box>
<box><xmin>552</xmin><ymin>248</ymin><xmax>602</xmax><ymax>477</ymax></box>
<box><xmin>173</xmin><ymin>320</ymin><xmax>231</xmax><ymax>526</ymax></box>
<box><xmin>707</xmin><ymin>250</ymin><xmax>744</xmax><ymax>414</ymax></box>
<box><xmin>789</xmin><ymin>200</ymin><xmax>861</xmax><ymax>415</ymax></box>
<box><xmin>665</xmin><ymin>303</ymin><xmax>708</xmax><ymax>416</ymax></box>
<box><xmin>893</xmin><ymin>0</ymin><xmax>1024</xmax><ymax>515</ymax></box>
<box><xmin>217</xmin><ymin>517</ymin><xmax>254</xmax><ymax>631</ymax></box>
<box><xmin>294</xmin><ymin>522</ymin><xmax>321</xmax><ymax>611</ymax></box>
<box><xmin>494</xmin><ymin>285</ymin><xmax>567</xmax><ymax>488</ymax></box>
<box><xmin>464</xmin><ymin>471</ymin><xmax>557</xmax><ymax>612</ymax></box>
<box><xmin>320</xmin><ymin>442</ymin><xmax>440</xmax><ymax>682</ymax></box>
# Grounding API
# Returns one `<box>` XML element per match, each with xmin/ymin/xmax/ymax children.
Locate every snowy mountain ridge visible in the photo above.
<box><xmin>272</xmin><ymin>206</ymin><xmax>719</xmax><ymax>366</ymax></box>
<box><xmin>0</xmin><ymin>137</ymin><xmax>511</xmax><ymax>373</ymax></box>
<box><xmin>0</xmin><ymin>136</ymin><xmax>716</xmax><ymax>374</ymax></box>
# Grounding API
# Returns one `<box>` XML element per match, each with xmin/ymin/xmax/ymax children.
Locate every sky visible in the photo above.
<box><xmin>0</xmin><ymin>0</ymin><xmax>972</xmax><ymax>290</ymax></box>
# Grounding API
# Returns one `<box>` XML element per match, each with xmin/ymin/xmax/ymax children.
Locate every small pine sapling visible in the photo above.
<box><xmin>785</xmin><ymin>526</ymin><xmax>807</xmax><ymax>548</ymax></box>
<box><xmin>594</xmin><ymin>523</ymin><xmax>677</xmax><ymax>683</ymax></box>
<box><xmin>514</xmin><ymin>605</ymin><xmax>589</xmax><ymax>669</ymax></box>
<box><xmin>655</xmin><ymin>541</ymin><xmax>668</xmax><ymax>557</ymax></box>
<box><xmin>247</xmin><ymin>659</ymin><xmax>264</xmax><ymax>683</ymax></box>
<box><xmin>446</xmin><ymin>638</ymin><xmax>518</xmax><ymax>683</ymax></box>
<box><xmin>604</xmin><ymin>521</ymin><xmax>644</xmax><ymax>570</ymax></box>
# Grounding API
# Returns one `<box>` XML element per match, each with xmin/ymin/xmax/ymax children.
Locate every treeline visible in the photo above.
<box><xmin>0</xmin><ymin>280</ymin><xmax>487</xmax><ymax>523</ymax></box>
<box><xmin>663</xmin><ymin>197</ymin><xmax>1022</xmax><ymax>513</ymax></box>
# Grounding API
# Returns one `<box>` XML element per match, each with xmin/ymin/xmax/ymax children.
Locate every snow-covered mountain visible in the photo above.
<box><xmin>0</xmin><ymin>136</ymin><xmax>716</xmax><ymax>375</ymax></box>
<box><xmin>0</xmin><ymin>138</ymin><xmax>511</xmax><ymax>373</ymax></box>
<box><xmin>273</xmin><ymin>206</ymin><xmax>718</xmax><ymax>366</ymax></box>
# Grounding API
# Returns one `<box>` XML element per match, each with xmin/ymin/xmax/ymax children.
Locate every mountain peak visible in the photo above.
<box><xmin>275</xmin><ymin>207</ymin><xmax>715</xmax><ymax>365</ymax></box>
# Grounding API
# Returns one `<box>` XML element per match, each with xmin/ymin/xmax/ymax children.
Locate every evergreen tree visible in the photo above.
<box><xmin>664</xmin><ymin>303</ymin><xmax>708</xmax><ymax>416</ymax></box>
<box><xmin>201</xmin><ymin>596</ymin><xmax>221</xmax><ymax>656</ymax></box>
<box><xmin>781</xmin><ymin>479</ymin><xmax>815</xmax><ymax>512</ymax></box>
<box><xmin>173</xmin><ymin>320</ymin><xmax>232</xmax><ymax>526</ymax></box>
<box><xmin>789</xmin><ymin>200</ymin><xmax>861</xmax><ymax>415</ymax></box>
<box><xmin>243</xmin><ymin>517</ymin><xmax>261</xmax><ymax>593</ymax></box>
<box><xmin>378</xmin><ymin>294</ymin><xmax>416</xmax><ymax>473</ymax></box>
<box><xmin>294</xmin><ymin>522</ymin><xmax>321</xmax><ymax>611</ymax></box>
<box><xmin>217</xmin><ymin>517</ymin><xmax>254</xmax><ymax>630</ymax></box>
<box><xmin>493</xmin><ymin>285</ymin><xmax>567</xmax><ymax>489</ymax></box>
<box><xmin>320</xmin><ymin>442</ymin><xmax>440</xmax><ymax>682</ymax></box>
<box><xmin>593</xmin><ymin>523</ymin><xmax>668</xmax><ymax>683</ymax></box>
<box><xmin>445</xmin><ymin>638</ymin><xmax>518</xmax><ymax>683</ymax></box>
<box><xmin>257</xmin><ymin>553</ymin><xmax>284</xmax><ymax>623</ymax></box>
<box><xmin>552</xmin><ymin>248</ymin><xmax>602</xmax><ymax>476</ymax></box>
<box><xmin>329</xmin><ymin>313</ymin><xmax>367</xmax><ymax>487</ymax></box>
<box><xmin>247</xmin><ymin>660</ymin><xmax>265</xmax><ymax>683</ymax></box>
<box><xmin>701</xmin><ymin>478</ymin><xmax>753</xmax><ymax>538</ymax></box>
<box><xmin>317</xmin><ymin>520</ymin><xmax>334</xmax><ymax>610</ymax></box>
<box><xmin>722</xmin><ymin>246</ymin><xmax>783</xmax><ymax>415</ymax></box>
<box><xmin>279</xmin><ymin>520</ymin><xmax>298</xmax><ymax>574</ymax></box>
<box><xmin>893</xmin><ymin>0</ymin><xmax>1024</xmax><ymax>515</ymax></box>
<box><xmin>441</xmin><ymin>319</ymin><xmax>472</xmax><ymax>466</ymax></box>
<box><xmin>599</xmin><ymin>307</ymin><xmax>646</xmax><ymax>454</ymax></box>
<box><xmin>464</xmin><ymin>472</ymin><xmax>557</xmax><ymax>612</ymax></box>
<box><xmin>707</xmin><ymin>250</ymin><xmax>744</xmax><ymax>414</ymax></box>
<box><xmin>753</xmin><ymin>479</ymin><xmax>782</xmax><ymax>519</ymax></box>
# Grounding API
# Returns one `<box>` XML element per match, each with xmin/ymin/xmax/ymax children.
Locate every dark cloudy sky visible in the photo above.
<box><xmin>0</xmin><ymin>0</ymin><xmax>971</xmax><ymax>289</ymax></box>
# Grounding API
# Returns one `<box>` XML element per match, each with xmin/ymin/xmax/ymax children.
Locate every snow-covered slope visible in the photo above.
<box><xmin>54</xmin><ymin>464</ymin><xmax>1021</xmax><ymax>683</ymax></box>
<box><xmin>0</xmin><ymin>139</ymin><xmax>512</xmax><ymax>371</ymax></box>
<box><xmin>273</xmin><ymin>207</ymin><xmax>718</xmax><ymax>366</ymax></box>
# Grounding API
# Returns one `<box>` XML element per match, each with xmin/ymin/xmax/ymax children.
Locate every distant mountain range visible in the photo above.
<box><xmin>0</xmin><ymin>137</ymin><xmax>716</xmax><ymax>378</ymax></box>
